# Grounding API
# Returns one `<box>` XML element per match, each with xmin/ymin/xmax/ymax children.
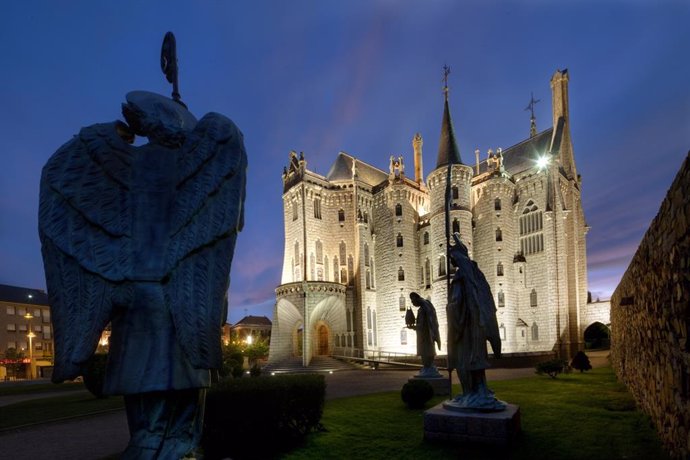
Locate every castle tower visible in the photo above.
<box><xmin>426</xmin><ymin>76</ymin><xmax>474</xmax><ymax>348</ymax></box>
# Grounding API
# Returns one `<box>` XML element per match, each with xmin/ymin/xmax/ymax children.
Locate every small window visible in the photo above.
<box><xmin>499</xmin><ymin>324</ymin><xmax>506</xmax><ymax>340</ymax></box>
<box><xmin>315</xmin><ymin>240</ymin><xmax>323</xmax><ymax>264</ymax></box>
<box><xmin>340</xmin><ymin>241</ymin><xmax>347</xmax><ymax>263</ymax></box>
<box><xmin>495</xmin><ymin>198</ymin><xmax>501</xmax><ymax>211</ymax></box>
<box><xmin>292</xmin><ymin>202</ymin><xmax>298</xmax><ymax>221</ymax></box>
<box><xmin>497</xmin><ymin>262</ymin><xmax>504</xmax><ymax>276</ymax></box>
<box><xmin>6</xmin><ymin>323</ymin><xmax>16</xmax><ymax>332</ymax></box>
<box><xmin>338</xmin><ymin>209</ymin><xmax>345</xmax><ymax>222</ymax></box>
<box><xmin>6</xmin><ymin>306</ymin><xmax>15</xmax><ymax>315</ymax></box>
<box><xmin>396</xmin><ymin>233</ymin><xmax>404</xmax><ymax>247</ymax></box>
<box><xmin>497</xmin><ymin>291</ymin><xmax>505</xmax><ymax>308</ymax></box>
<box><xmin>530</xmin><ymin>289</ymin><xmax>538</xmax><ymax>307</ymax></box>
<box><xmin>496</xmin><ymin>228</ymin><xmax>503</xmax><ymax>242</ymax></box>
<box><xmin>398</xmin><ymin>267</ymin><xmax>405</xmax><ymax>281</ymax></box>
<box><xmin>452</xmin><ymin>219</ymin><xmax>460</xmax><ymax>234</ymax></box>
<box><xmin>364</xmin><ymin>243</ymin><xmax>370</xmax><ymax>266</ymax></box>
<box><xmin>395</xmin><ymin>203</ymin><xmax>402</xmax><ymax>216</ymax></box>
<box><xmin>366</xmin><ymin>270</ymin><xmax>371</xmax><ymax>289</ymax></box>
<box><xmin>400</xmin><ymin>328</ymin><xmax>408</xmax><ymax>345</ymax></box>
<box><xmin>439</xmin><ymin>255</ymin><xmax>447</xmax><ymax>277</ymax></box>
<box><xmin>532</xmin><ymin>322</ymin><xmax>539</xmax><ymax>340</ymax></box>
<box><xmin>399</xmin><ymin>294</ymin><xmax>406</xmax><ymax>311</ymax></box>
<box><xmin>452</xmin><ymin>185</ymin><xmax>459</xmax><ymax>200</ymax></box>
<box><xmin>18</xmin><ymin>324</ymin><xmax>27</xmax><ymax>332</ymax></box>
<box><xmin>17</xmin><ymin>308</ymin><xmax>26</xmax><ymax>316</ymax></box>
<box><xmin>314</xmin><ymin>198</ymin><xmax>322</xmax><ymax>219</ymax></box>
<box><xmin>340</xmin><ymin>268</ymin><xmax>348</xmax><ymax>284</ymax></box>
<box><xmin>423</xmin><ymin>232</ymin><xmax>429</xmax><ymax>245</ymax></box>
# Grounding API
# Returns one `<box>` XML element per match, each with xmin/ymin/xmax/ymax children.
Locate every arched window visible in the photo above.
<box><xmin>324</xmin><ymin>256</ymin><xmax>329</xmax><ymax>281</ymax></box>
<box><xmin>400</xmin><ymin>328</ymin><xmax>408</xmax><ymax>345</ymax></box>
<box><xmin>530</xmin><ymin>289</ymin><xmax>538</xmax><ymax>307</ymax></box>
<box><xmin>398</xmin><ymin>267</ymin><xmax>405</xmax><ymax>281</ymax></box>
<box><xmin>364</xmin><ymin>243</ymin><xmax>370</xmax><ymax>266</ymax></box>
<box><xmin>423</xmin><ymin>232</ymin><xmax>429</xmax><ymax>245</ymax></box>
<box><xmin>313</xmin><ymin>198</ymin><xmax>322</xmax><ymax>219</ymax></box>
<box><xmin>370</xmin><ymin>258</ymin><xmax>375</xmax><ymax>288</ymax></box>
<box><xmin>395</xmin><ymin>203</ymin><xmax>402</xmax><ymax>216</ymax></box>
<box><xmin>366</xmin><ymin>269</ymin><xmax>371</xmax><ymax>289</ymax></box>
<box><xmin>315</xmin><ymin>240</ymin><xmax>323</xmax><ymax>263</ymax></box>
<box><xmin>532</xmin><ymin>322</ymin><xmax>539</xmax><ymax>340</ymax></box>
<box><xmin>496</xmin><ymin>228</ymin><xmax>502</xmax><ymax>242</ymax></box>
<box><xmin>396</xmin><ymin>233</ymin><xmax>403</xmax><ymax>247</ymax></box>
<box><xmin>439</xmin><ymin>255</ymin><xmax>447</xmax><ymax>277</ymax></box>
<box><xmin>292</xmin><ymin>202</ymin><xmax>298</xmax><ymax>221</ymax></box>
<box><xmin>338</xmin><ymin>209</ymin><xmax>345</xmax><ymax>222</ymax></box>
<box><xmin>425</xmin><ymin>258</ymin><xmax>431</xmax><ymax>288</ymax></box>
<box><xmin>294</xmin><ymin>242</ymin><xmax>300</xmax><ymax>265</ymax></box>
<box><xmin>452</xmin><ymin>185</ymin><xmax>459</xmax><ymax>200</ymax></box>
<box><xmin>519</xmin><ymin>200</ymin><xmax>544</xmax><ymax>255</ymax></box>
<box><xmin>340</xmin><ymin>241</ymin><xmax>346</xmax><ymax>263</ymax></box>
<box><xmin>495</xmin><ymin>198</ymin><xmax>501</xmax><ymax>211</ymax></box>
<box><xmin>497</xmin><ymin>290</ymin><xmax>505</xmax><ymax>308</ymax></box>
<box><xmin>497</xmin><ymin>262</ymin><xmax>504</xmax><ymax>276</ymax></box>
<box><xmin>341</xmin><ymin>268</ymin><xmax>348</xmax><ymax>284</ymax></box>
<box><xmin>399</xmin><ymin>294</ymin><xmax>406</xmax><ymax>311</ymax></box>
<box><xmin>452</xmin><ymin>218</ymin><xmax>460</xmax><ymax>234</ymax></box>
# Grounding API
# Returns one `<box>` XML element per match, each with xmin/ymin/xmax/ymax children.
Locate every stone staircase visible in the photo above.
<box><xmin>263</xmin><ymin>355</ymin><xmax>359</xmax><ymax>374</ymax></box>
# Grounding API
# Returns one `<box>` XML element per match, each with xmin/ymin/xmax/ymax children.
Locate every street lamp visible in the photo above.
<box><xmin>24</xmin><ymin>312</ymin><xmax>34</xmax><ymax>379</ymax></box>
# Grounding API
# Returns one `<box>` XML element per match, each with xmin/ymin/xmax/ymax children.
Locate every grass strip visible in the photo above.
<box><xmin>286</xmin><ymin>367</ymin><xmax>667</xmax><ymax>460</ymax></box>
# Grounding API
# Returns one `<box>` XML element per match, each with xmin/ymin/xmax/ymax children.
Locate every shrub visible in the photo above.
<box><xmin>401</xmin><ymin>379</ymin><xmax>434</xmax><ymax>409</ymax></box>
<box><xmin>571</xmin><ymin>351</ymin><xmax>593</xmax><ymax>373</ymax></box>
<box><xmin>220</xmin><ymin>343</ymin><xmax>244</xmax><ymax>379</ymax></box>
<box><xmin>203</xmin><ymin>373</ymin><xmax>325</xmax><ymax>459</ymax></box>
<box><xmin>249</xmin><ymin>363</ymin><xmax>262</xmax><ymax>377</ymax></box>
<box><xmin>535</xmin><ymin>359</ymin><xmax>568</xmax><ymax>379</ymax></box>
<box><xmin>83</xmin><ymin>353</ymin><xmax>108</xmax><ymax>398</ymax></box>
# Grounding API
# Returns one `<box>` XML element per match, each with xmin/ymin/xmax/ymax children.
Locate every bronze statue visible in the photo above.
<box><xmin>446</xmin><ymin>233</ymin><xmax>506</xmax><ymax>411</ymax></box>
<box><xmin>39</xmin><ymin>33</ymin><xmax>247</xmax><ymax>457</ymax></box>
<box><xmin>408</xmin><ymin>292</ymin><xmax>441</xmax><ymax>377</ymax></box>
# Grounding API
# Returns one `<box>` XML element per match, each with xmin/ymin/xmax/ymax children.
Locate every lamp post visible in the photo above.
<box><xmin>24</xmin><ymin>313</ymin><xmax>35</xmax><ymax>379</ymax></box>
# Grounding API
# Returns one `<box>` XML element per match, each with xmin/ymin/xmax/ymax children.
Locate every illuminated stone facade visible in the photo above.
<box><xmin>269</xmin><ymin>70</ymin><xmax>589</xmax><ymax>365</ymax></box>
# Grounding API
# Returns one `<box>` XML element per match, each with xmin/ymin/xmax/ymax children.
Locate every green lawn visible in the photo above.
<box><xmin>0</xmin><ymin>381</ymin><xmax>85</xmax><ymax>396</ymax></box>
<box><xmin>286</xmin><ymin>367</ymin><xmax>667</xmax><ymax>460</ymax></box>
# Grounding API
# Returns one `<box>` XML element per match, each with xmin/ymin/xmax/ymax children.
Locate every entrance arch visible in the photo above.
<box><xmin>317</xmin><ymin>324</ymin><xmax>329</xmax><ymax>355</ymax></box>
<box><xmin>584</xmin><ymin>321</ymin><xmax>611</xmax><ymax>350</ymax></box>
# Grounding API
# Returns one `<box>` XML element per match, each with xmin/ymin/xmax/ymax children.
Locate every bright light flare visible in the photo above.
<box><xmin>536</xmin><ymin>155</ymin><xmax>550</xmax><ymax>171</ymax></box>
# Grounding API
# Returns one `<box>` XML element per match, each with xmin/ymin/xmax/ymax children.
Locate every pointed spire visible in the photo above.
<box><xmin>436</xmin><ymin>65</ymin><xmax>463</xmax><ymax>168</ymax></box>
<box><xmin>525</xmin><ymin>92</ymin><xmax>540</xmax><ymax>138</ymax></box>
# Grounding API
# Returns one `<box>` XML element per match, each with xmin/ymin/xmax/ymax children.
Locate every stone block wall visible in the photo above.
<box><xmin>611</xmin><ymin>152</ymin><xmax>690</xmax><ymax>459</ymax></box>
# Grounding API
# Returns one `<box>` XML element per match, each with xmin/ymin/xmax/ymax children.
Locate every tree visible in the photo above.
<box><xmin>244</xmin><ymin>338</ymin><xmax>269</xmax><ymax>365</ymax></box>
<box><xmin>2</xmin><ymin>348</ymin><xmax>26</xmax><ymax>380</ymax></box>
<box><xmin>571</xmin><ymin>351</ymin><xmax>592</xmax><ymax>373</ymax></box>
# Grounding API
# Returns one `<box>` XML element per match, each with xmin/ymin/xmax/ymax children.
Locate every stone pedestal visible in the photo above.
<box><xmin>409</xmin><ymin>376</ymin><xmax>450</xmax><ymax>396</ymax></box>
<box><xmin>423</xmin><ymin>403</ymin><xmax>520</xmax><ymax>445</ymax></box>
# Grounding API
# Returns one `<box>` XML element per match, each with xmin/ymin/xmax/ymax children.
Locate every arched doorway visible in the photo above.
<box><xmin>584</xmin><ymin>322</ymin><xmax>611</xmax><ymax>349</ymax></box>
<box><xmin>317</xmin><ymin>325</ymin><xmax>329</xmax><ymax>355</ymax></box>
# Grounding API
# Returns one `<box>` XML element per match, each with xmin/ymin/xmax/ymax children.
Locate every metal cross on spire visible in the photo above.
<box><xmin>442</xmin><ymin>64</ymin><xmax>451</xmax><ymax>99</ymax></box>
<box><xmin>525</xmin><ymin>92</ymin><xmax>540</xmax><ymax>137</ymax></box>
<box><xmin>160</xmin><ymin>32</ymin><xmax>185</xmax><ymax>107</ymax></box>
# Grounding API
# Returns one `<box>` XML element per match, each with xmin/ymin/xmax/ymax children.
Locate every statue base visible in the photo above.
<box><xmin>410</xmin><ymin>376</ymin><xmax>449</xmax><ymax>396</ymax></box>
<box><xmin>423</xmin><ymin>403</ymin><xmax>520</xmax><ymax>446</ymax></box>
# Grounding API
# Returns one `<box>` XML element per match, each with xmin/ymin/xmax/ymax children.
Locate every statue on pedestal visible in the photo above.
<box><xmin>39</xmin><ymin>33</ymin><xmax>247</xmax><ymax>458</ymax></box>
<box><xmin>408</xmin><ymin>292</ymin><xmax>442</xmax><ymax>378</ymax></box>
<box><xmin>445</xmin><ymin>233</ymin><xmax>506</xmax><ymax>412</ymax></box>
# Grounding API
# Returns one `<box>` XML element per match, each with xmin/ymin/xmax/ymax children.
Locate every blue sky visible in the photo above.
<box><xmin>1</xmin><ymin>1</ymin><xmax>688</xmax><ymax>324</ymax></box>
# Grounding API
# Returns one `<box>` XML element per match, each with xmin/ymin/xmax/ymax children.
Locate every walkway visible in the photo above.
<box><xmin>0</xmin><ymin>350</ymin><xmax>610</xmax><ymax>459</ymax></box>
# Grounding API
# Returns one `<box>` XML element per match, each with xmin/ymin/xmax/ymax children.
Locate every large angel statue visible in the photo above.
<box><xmin>38</xmin><ymin>89</ymin><xmax>246</xmax><ymax>457</ymax></box>
<box><xmin>445</xmin><ymin>233</ymin><xmax>506</xmax><ymax>411</ymax></box>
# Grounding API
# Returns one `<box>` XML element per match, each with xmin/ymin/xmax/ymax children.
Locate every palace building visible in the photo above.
<box><xmin>268</xmin><ymin>70</ymin><xmax>588</xmax><ymax>366</ymax></box>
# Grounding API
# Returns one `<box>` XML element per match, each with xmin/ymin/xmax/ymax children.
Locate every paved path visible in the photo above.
<box><xmin>0</xmin><ymin>350</ymin><xmax>610</xmax><ymax>459</ymax></box>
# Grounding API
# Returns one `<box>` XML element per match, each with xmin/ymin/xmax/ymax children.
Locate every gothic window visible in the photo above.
<box><xmin>373</xmin><ymin>313</ymin><xmax>378</xmax><ymax>346</ymax></box>
<box><xmin>292</xmin><ymin>202</ymin><xmax>298</xmax><ymax>221</ymax></box>
<box><xmin>366</xmin><ymin>269</ymin><xmax>371</xmax><ymax>289</ymax></box>
<box><xmin>439</xmin><ymin>255</ymin><xmax>447</xmax><ymax>277</ymax></box>
<box><xmin>315</xmin><ymin>240</ymin><xmax>323</xmax><ymax>264</ymax></box>
<box><xmin>348</xmin><ymin>256</ymin><xmax>354</xmax><ymax>283</ymax></box>
<box><xmin>497</xmin><ymin>262</ymin><xmax>504</xmax><ymax>276</ymax></box>
<box><xmin>532</xmin><ymin>322</ymin><xmax>539</xmax><ymax>340</ymax></box>
<box><xmin>398</xmin><ymin>267</ymin><xmax>405</xmax><ymax>281</ymax></box>
<box><xmin>310</xmin><ymin>254</ymin><xmax>315</xmax><ymax>280</ymax></box>
<box><xmin>338</xmin><ymin>209</ymin><xmax>345</xmax><ymax>222</ymax></box>
<box><xmin>497</xmin><ymin>290</ymin><xmax>505</xmax><ymax>308</ymax></box>
<box><xmin>400</xmin><ymin>328</ymin><xmax>407</xmax><ymax>345</ymax></box>
<box><xmin>346</xmin><ymin>308</ymin><xmax>352</xmax><ymax>331</ymax></box>
<box><xmin>519</xmin><ymin>200</ymin><xmax>544</xmax><ymax>255</ymax></box>
<box><xmin>496</xmin><ymin>228</ymin><xmax>502</xmax><ymax>242</ymax></box>
<box><xmin>425</xmin><ymin>258</ymin><xmax>431</xmax><ymax>288</ymax></box>
<box><xmin>363</xmin><ymin>211</ymin><xmax>368</xmax><ymax>223</ymax></box>
<box><xmin>495</xmin><ymin>198</ymin><xmax>501</xmax><ymax>211</ymax></box>
<box><xmin>399</xmin><ymin>294</ymin><xmax>406</xmax><ymax>311</ymax></box>
<box><xmin>294</xmin><ymin>242</ymin><xmax>300</xmax><ymax>265</ymax></box>
<box><xmin>317</xmin><ymin>267</ymin><xmax>323</xmax><ymax>281</ymax></box>
<box><xmin>364</xmin><ymin>243</ymin><xmax>370</xmax><ymax>266</ymax></box>
<box><xmin>340</xmin><ymin>241</ymin><xmax>346</xmax><ymax>263</ymax></box>
<box><xmin>396</xmin><ymin>233</ymin><xmax>403</xmax><ymax>247</ymax></box>
<box><xmin>370</xmin><ymin>258</ymin><xmax>375</xmax><ymax>288</ymax></box>
<box><xmin>333</xmin><ymin>257</ymin><xmax>339</xmax><ymax>283</ymax></box>
<box><xmin>314</xmin><ymin>198</ymin><xmax>322</xmax><ymax>219</ymax></box>
<box><xmin>423</xmin><ymin>232</ymin><xmax>429</xmax><ymax>245</ymax></box>
<box><xmin>367</xmin><ymin>307</ymin><xmax>373</xmax><ymax>346</ymax></box>
<box><xmin>452</xmin><ymin>185</ymin><xmax>459</xmax><ymax>200</ymax></box>
<box><xmin>341</xmin><ymin>268</ymin><xmax>348</xmax><ymax>284</ymax></box>
<box><xmin>395</xmin><ymin>203</ymin><xmax>402</xmax><ymax>216</ymax></box>
<box><xmin>452</xmin><ymin>218</ymin><xmax>460</xmax><ymax>234</ymax></box>
<box><xmin>530</xmin><ymin>289</ymin><xmax>538</xmax><ymax>307</ymax></box>
<box><xmin>324</xmin><ymin>256</ymin><xmax>329</xmax><ymax>281</ymax></box>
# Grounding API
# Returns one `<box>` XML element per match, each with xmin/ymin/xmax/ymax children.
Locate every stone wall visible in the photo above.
<box><xmin>611</xmin><ymin>152</ymin><xmax>690</xmax><ymax>459</ymax></box>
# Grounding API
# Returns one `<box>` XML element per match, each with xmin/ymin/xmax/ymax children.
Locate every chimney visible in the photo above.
<box><xmin>413</xmin><ymin>133</ymin><xmax>424</xmax><ymax>185</ymax></box>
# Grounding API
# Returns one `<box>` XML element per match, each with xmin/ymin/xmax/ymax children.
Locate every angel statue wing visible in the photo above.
<box><xmin>39</xmin><ymin>91</ymin><xmax>247</xmax><ymax>382</ymax></box>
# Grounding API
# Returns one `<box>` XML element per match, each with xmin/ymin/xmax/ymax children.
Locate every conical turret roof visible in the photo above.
<box><xmin>436</xmin><ymin>96</ymin><xmax>463</xmax><ymax>168</ymax></box>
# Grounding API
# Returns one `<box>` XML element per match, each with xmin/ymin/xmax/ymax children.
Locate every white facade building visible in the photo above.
<box><xmin>269</xmin><ymin>70</ymin><xmax>589</xmax><ymax>366</ymax></box>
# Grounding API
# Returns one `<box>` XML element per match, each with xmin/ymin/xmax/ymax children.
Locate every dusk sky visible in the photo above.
<box><xmin>1</xmin><ymin>1</ymin><xmax>688</xmax><ymax>324</ymax></box>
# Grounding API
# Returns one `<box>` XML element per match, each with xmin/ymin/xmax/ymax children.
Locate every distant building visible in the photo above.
<box><xmin>223</xmin><ymin>315</ymin><xmax>272</xmax><ymax>345</ymax></box>
<box><xmin>0</xmin><ymin>284</ymin><xmax>54</xmax><ymax>379</ymax></box>
<box><xmin>270</xmin><ymin>70</ymin><xmax>595</xmax><ymax>366</ymax></box>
